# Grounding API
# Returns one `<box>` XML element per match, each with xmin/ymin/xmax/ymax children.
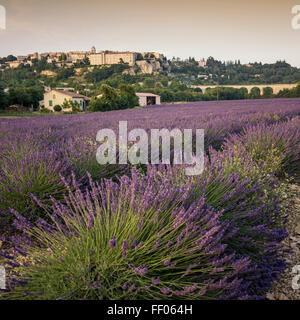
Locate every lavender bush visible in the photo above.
<box><xmin>0</xmin><ymin>143</ymin><xmax>70</xmax><ymax>232</ymax></box>
<box><xmin>63</xmin><ymin>136</ymin><xmax>130</xmax><ymax>182</ymax></box>
<box><xmin>5</xmin><ymin>169</ymin><xmax>250</xmax><ymax>300</ymax></box>
<box><xmin>153</xmin><ymin>152</ymin><xmax>287</xmax><ymax>298</ymax></box>
<box><xmin>224</xmin><ymin>118</ymin><xmax>300</xmax><ymax>178</ymax></box>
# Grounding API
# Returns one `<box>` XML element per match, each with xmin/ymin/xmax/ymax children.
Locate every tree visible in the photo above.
<box><xmin>56</xmin><ymin>68</ymin><xmax>75</xmax><ymax>81</ymax></box>
<box><xmin>62</xmin><ymin>99</ymin><xmax>71</xmax><ymax>109</ymax></box>
<box><xmin>238</xmin><ymin>87</ymin><xmax>249</xmax><ymax>99</ymax></box>
<box><xmin>250</xmin><ymin>87</ymin><xmax>261</xmax><ymax>99</ymax></box>
<box><xmin>118</xmin><ymin>84</ymin><xmax>135</xmax><ymax>96</ymax></box>
<box><xmin>8</xmin><ymin>88</ymin><xmax>31</xmax><ymax>107</ymax></box>
<box><xmin>170</xmin><ymin>79</ymin><xmax>187</xmax><ymax>91</ymax></box>
<box><xmin>85</xmin><ymin>64</ymin><xmax>129</xmax><ymax>83</ymax></box>
<box><xmin>144</xmin><ymin>78</ymin><xmax>155</xmax><ymax>88</ymax></box>
<box><xmin>7</xmin><ymin>55</ymin><xmax>17</xmax><ymax>61</ymax></box>
<box><xmin>59</xmin><ymin>53</ymin><xmax>67</xmax><ymax>62</ymax></box>
<box><xmin>27</xmin><ymin>86</ymin><xmax>44</xmax><ymax>108</ymax></box>
<box><xmin>100</xmin><ymin>84</ymin><xmax>118</xmax><ymax>104</ymax></box>
<box><xmin>160</xmin><ymin>76</ymin><xmax>169</xmax><ymax>87</ymax></box>
<box><xmin>89</xmin><ymin>97</ymin><xmax>107</xmax><ymax>112</ymax></box>
<box><xmin>6</xmin><ymin>86</ymin><xmax>43</xmax><ymax>109</ymax></box>
<box><xmin>136</xmin><ymin>53</ymin><xmax>143</xmax><ymax>61</ymax></box>
<box><xmin>118</xmin><ymin>84</ymin><xmax>138</xmax><ymax>108</ymax></box>
<box><xmin>72</xmin><ymin>101</ymin><xmax>80</xmax><ymax>112</ymax></box>
<box><xmin>90</xmin><ymin>84</ymin><xmax>138</xmax><ymax>112</ymax></box>
<box><xmin>262</xmin><ymin>87</ymin><xmax>274</xmax><ymax>98</ymax></box>
<box><xmin>90</xmin><ymin>85</ymin><xmax>118</xmax><ymax>112</ymax></box>
<box><xmin>83</xmin><ymin>57</ymin><xmax>90</xmax><ymax>65</ymax></box>
<box><xmin>60</xmin><ymin>100</ymin><xmax>80</xmax><ymax>112</ymax></box>
<box><xmin>160</xmin><ymin>90</ymin><xmax>175</xmax><ymax>103</ymax></box>
<box><xmin>292</xmin><ymin>84</ymin><xmax>300</xmax><ymax>97</ymax></box>
<box><xmin>276</xmin><ymin>89</ymin><xmax>290</xmax><ymax>98</ymax></box>
<box><xmin>0</xmin><ymin>85</ymin><xmax>8</xmax><ymax>110</ymax></box>
<box><xmin>54</xmin><ymin>105</ymin><xmax>62</xmax><ymax>112</ymax></box>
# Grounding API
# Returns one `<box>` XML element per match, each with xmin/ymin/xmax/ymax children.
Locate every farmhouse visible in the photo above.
<box><xmin>136</xmin><ymin>92</ymin><xmax>161</xmax><ymax>106</ymax></box>
<box><xmin>44</xmin><ymin>89</ymin><xmax>90</xmax><ymax>111</ymax></box>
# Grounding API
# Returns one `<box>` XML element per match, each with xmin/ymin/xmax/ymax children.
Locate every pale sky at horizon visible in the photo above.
<box><xmin>0</xmin><ymin>0</ymin><xmax>300</xmax><ymax>67</ymax></box>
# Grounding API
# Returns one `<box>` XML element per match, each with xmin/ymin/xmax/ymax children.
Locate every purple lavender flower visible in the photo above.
<box><xmin>163</xmin><ymin>259</ymin><xmax>171</xmax><ymax>266</ymax></box>
<box><xmin>133</xmin><ymin>265</ymin><xmax>148</xmax><ymax>276</ymax></box>
<box><xmin>109</xmin><ymin>236</ymin><xmax>118</xmax><ymax>249</ymax></box>
<box><xmin>152</xmin><ymin>277</ymin><xmax>160</xmax><ymax>286</ymax></box>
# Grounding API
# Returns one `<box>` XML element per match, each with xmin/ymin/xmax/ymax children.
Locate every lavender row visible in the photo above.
<box><xmin>0</xmin><ymin>99</ymin><xmax>300</xmax><ymax>300</ymax></box>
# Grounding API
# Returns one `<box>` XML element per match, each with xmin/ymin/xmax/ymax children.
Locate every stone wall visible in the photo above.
<box><xmin>191</xmin><ymin>84</ymin><xmax>298</xmax><ymax>94</ymax></box>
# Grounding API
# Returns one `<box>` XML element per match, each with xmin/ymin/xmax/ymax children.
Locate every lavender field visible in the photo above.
<box><xmin>1</xmin><ymin>98</ymin><xmax>300</xmax><ymax>300</ymax></box>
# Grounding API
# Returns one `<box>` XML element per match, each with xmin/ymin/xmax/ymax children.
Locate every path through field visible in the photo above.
<box><xmin>267</xmin><ymin>184</ymin><xmax>300</xmax><ymax>300</ymax></box>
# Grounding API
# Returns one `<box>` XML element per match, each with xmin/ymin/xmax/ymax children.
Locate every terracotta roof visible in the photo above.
<box><xmin>136</xmin><ymin>92</ymin><xmax>160</xmax><ymax>97</ymax></box>
<box><xmin>53</xmin><ymin>89</ymin><xmax>90</xmax><ymax>100</ymax></box>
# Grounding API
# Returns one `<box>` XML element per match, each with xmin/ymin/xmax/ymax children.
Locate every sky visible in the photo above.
<box><xmin>0</xmin><ymin>0</ymin><xmax>300</xmax><ymax>67</ymax></box>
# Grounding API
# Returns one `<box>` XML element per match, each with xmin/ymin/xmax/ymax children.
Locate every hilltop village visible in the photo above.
<box><xmin>1</xmin><ymin>47</ymin><xmax>171</xmax><ymax>75</ymax></box>
<box><xmin>0</xmin><ymin>47</ymin><xmax>300</xmax><ymax>113</ymax></box>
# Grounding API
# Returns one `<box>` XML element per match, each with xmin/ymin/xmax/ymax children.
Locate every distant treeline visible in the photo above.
<box><xmin>1</xmin><ymin>84</ymin><xmax>300</xmax><ymax>112</ymax></box>
<box><xmin>137</xmin><ymin>84</ymin><xmax>300</xmax><ymax>103</ymax></box>
<box><xmin>0</xmin><ymin>85</ymin><xmax>44</xmax><ymax>110</ymax></box>
<box><xmin>173</xmin><ymin>57</ymin><xmax>300</xmax><ymax>85</ymax></box>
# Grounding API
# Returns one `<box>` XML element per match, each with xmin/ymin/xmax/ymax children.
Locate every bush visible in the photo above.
<box><xmin>0</xmin><ymin>143</ymin><xmax>70</xmax><ymax>234</ymax></box>
<box><xmin>64</xmin><ymin>136</ymin><xmax>130</xmax><ymax>182</ymax></box>
<box><xmin>164</xmin><ymin>152</ymin><xmax>287</xmax><ymax>297</ymax></box>
<box><xmin>89</xmin><ymin>97</ymin><xmax>112</xmax><ymax>112</ymax></box>
<box><xmin>53</xmin><ymin>105</ymin><xmax>62</xmax><ymax>112</ymax></box>
<box><xmin>40</xmin><ymin>107</ymin><xmax>51</xmax><ymax>113</ymax></box>
<box><xmin>224</xmin><ymin>119</ymin><xmax>300</xmax><ymax>178</ymax></box>
<box><xmin>89</xmin><ymin>84</ymin><xmax>138</xmax><ymax>112</ymax></box>
<box><xmin>72</xmin><ymin>105</ymin><xmax>80</xmax><ymax>113</ymax></box>
<box><xmin>5</xmin><ymin>169</ymin><xmax>250</xmax><ymax>300</ymax></box>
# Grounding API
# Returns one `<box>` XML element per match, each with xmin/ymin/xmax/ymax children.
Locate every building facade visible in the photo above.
<box><xmin>198</xmin><ymin>59</ymin><xmax>207</xmax><ymax>68</ymax></box>
<box><xmin>44</xmin><ymin>89</ymin><xmax>90</xmax><ymax>111</ymax></box>
<box><xmin>136</xmin><ymin>92</ymin><xmax>161</xmax><ymax>107</ymax></box>
<box><xmin>89</xmin><ymin>52</ymin><xmax>137</xmax><ymax>66</ymax></box>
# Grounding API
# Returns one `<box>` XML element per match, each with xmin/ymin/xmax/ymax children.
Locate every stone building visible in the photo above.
<box><xmin>44</xmin><ymin>89</ymin><xmax>90</xmax><ymax>111</ymax></box>
<box><xmin>17</xmin><ymin>56</ymin><xmax>26</xmax><ymax>62</ymax></box>
<box><xmin>136</xmin><ymin>92</ymin><xmax>161</xmax><ymax>106</ymax></box>
<box><xmin>89</xmin><ymin>51</ymin><xmax>137</xmax><ymax>66</ymax></box>
<box><xmin>198</xmin><ymin>59</ymin><xmax>207</xmax><ymax>68</ymax></box>
<box><xmin>67</xmin><ymin>51</ymin><xmax>88</xmax><ymax>62</ymax></box>
<box><xmin>91</xmin><ymin>46</ymin><xmax>96</xmax><ymax>54</ymax></box>
<box><xmin>41</xmin><ymin>70</ymin><xmax>57</xmax><ymax>77</ymax></box>
<box><xmin>6</xmin><ymin>61</ymin><xmax>21</xmax><ymax>68</ymax></box>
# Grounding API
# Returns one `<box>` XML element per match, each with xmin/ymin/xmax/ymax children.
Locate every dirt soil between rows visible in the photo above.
<box><xmin>267</xmin><ymin>183</ymin><xmax>300</xmax><ymax>300</ymax></box>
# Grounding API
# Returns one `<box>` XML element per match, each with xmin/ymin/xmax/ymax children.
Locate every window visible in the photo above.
<box><xmin>49</xmin><ymin>100</ymin><xmax>53</xmax><ymax>107</ymax></box>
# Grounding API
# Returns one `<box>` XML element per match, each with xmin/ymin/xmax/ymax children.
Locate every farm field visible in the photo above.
<box><xmin>0</xmin><ymin>98</ymin><xmax>300</xmax><ymax>300</ymax></box>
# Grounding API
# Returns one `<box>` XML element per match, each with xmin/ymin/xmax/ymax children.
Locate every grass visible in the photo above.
<box><xmin>0</xmin><ymin>112</ymin><xmax>53</xmax><ymax>117</ymax></box>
